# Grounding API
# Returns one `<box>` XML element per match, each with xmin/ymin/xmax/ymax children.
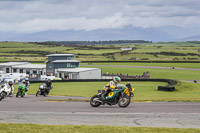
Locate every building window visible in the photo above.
<box><xmin>66</xmin><ymin>56</ymin><xmax>74</xmax><ymax>60</ymax></box>
<box><xmin>13</xmin><ymin>69</ymin><xmax>17</xmax><ymax>73</ymax></box>
<box><xmin>20</xmin><ymin>69</ymin><xmax>23</xmax><ymax>73</ymax></box>
<box><xmin>66</xmin><ymin>63</ymin><xmax>78</xmax><ymax>68</ymax></box>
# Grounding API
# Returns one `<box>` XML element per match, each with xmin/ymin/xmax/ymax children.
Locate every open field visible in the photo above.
<box><xmin>13</xmin><ymin>81</ymin><xmax>200</xmax><ymax>102</ymax></box>
<box><xmin>81</xmin><ymin>62</ymin><xmax>200</xmax><ymax>69</ymax></box>
<box><xmin>0</xmin><ymin>42</ymin><xmax>200</xmax><ymax>61</ymax></box>
<box><xmin>82</xmin><ymin>65</ymin><xmax>200</xmax><ymax>80</ymax></box>
<box><xmin>0</xmin><ymin>123</ymin><xmax>200</xmax><ymax>133</ymax></box>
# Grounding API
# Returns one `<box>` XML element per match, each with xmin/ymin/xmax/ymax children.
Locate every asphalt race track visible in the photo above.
<box><xmin>0</xmin><ymin>95</ymin><xmax>200</xmax><ymax>128</ymax></box>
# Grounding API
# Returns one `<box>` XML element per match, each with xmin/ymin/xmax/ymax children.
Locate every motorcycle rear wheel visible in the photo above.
<box><xmin>90</xmin><ymin>95</ymin><xmax>101</xmax><ymax>107</ymax></box>
<box><xmin>118</xmin><ymin>95</ymin><xmax>130</xmax><ymax>108</ymax></box>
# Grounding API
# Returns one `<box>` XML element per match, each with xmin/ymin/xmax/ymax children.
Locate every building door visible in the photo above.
<box><xmin>33</xmin><ymin>70</ymin><xmax>37</xmax><ymax>74</ymax></box>
<box><xmin>26</xmin><ymin>70</ymin><xmax>30</xmax><ymax>74</ymax></box>
<box><xmin>20</xmin><ymin>69</ymin><xmax>23</xmax><ymax>73</ymax></box>
<box><xmin>13</xmin><ymin>69</ymin><xmax>17</xmax><ymax>73</ymax></box>
<box><xmin>64</xmin><ymin>73</ymin><xmax>69</xmax><ymax>80</ymax></box>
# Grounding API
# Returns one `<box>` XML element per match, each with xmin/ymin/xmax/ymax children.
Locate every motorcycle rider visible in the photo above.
<box><xmin>102</xmin><ymin>76</ymin><xmax>121</xmax><ymax>100</ymax></box>
<box><xmin>24</xmin><ymin>78</ymin><xmax>30</xmax><ymax>93</ymax></box>
<box><xmin>8</xmin><ymin>81</ymin><xmax>14</xmax><ymax>97</ymax></box>
<box><xmin>45</xmin><ymin>79</ymin><xmax>52</xmax><ymax>95</ymax></box>
<box><xmin>19</xmin><ymin>80</ymin><xmax>26</xmax><ymax>96</ymax></box>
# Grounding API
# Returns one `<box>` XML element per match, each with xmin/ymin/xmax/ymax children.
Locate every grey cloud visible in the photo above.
<box><xmin>0</xmin><ymin>0</ymin><xmax>199</xmax><ymax>33</ymax></box>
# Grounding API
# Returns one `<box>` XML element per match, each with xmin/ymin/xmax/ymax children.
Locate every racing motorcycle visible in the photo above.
<box><xmin>0</xmin><ymin>83</ymin><xmax>11</xmax><ymax>101</ymax></box>
<box><xmin>36</xmin><ymin>83</ymin><xmax>51</xmax><ymax>97</ymax></box>
<box><xmin>90</xmin><ymin>82</ymin><xmax>134</xmax><ymax>108</ymax></box>
<box><xmin>16</xmin><ymin>83</ymin><xmax>26</xmax><ymax>98</ymax></box>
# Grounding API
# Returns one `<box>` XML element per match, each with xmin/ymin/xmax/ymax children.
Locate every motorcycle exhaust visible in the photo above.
<box><xmin>93</xmin><ymin>98</ymin><xmax>103</xmax><ymax>103</ymax></box>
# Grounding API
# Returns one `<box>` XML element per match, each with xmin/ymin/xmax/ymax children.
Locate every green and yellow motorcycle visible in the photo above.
<box><xmin>16</xmin><ymin>83</ymin><xmax>26</xmax><ymax>98</ymax></box>
<box><xmin>90</xmin><ymin>82</ymin><xmax>135</xmax><ymax>108</ymax></box>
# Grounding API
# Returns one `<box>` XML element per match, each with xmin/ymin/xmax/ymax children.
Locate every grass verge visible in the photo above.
<box><xmin>0</xmin><ymin>123</ymin><xmax>200</xmax><ymax>133</ymax></box>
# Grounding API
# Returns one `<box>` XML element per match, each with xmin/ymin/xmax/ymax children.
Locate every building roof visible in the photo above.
<box><xmin>12</xmin><ymin>64</ymin><xmax>46</xmax><ymax>69</ymax></box>
<box><xmin>47</xmin><ymin>54</ymin><xmax>74</xmax><ymax>57</ymax></box>
<box><xmin>52</xmin><ymin>60</ymin><xmax>80</xmax><ymax>63</ymax></box>
<box><xmin>0</xmin><ymin>62</ymin><xmax>30</xmax><ymax>66</ymax></box>
<box><xmin>57</xmin><ymin>68</ymin><xmax>100</xmax><ymax>73</ymax></box>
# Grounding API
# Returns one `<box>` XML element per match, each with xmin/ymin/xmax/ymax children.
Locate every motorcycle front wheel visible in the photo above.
<box><xmin>44</xmin><ymin>92</ymin><xmax>47</xmax><ymax>97</ymax></box>
<box><xmin>16</xmin><ymin>91</ymin><xmax>21</xmax><ymax>98</ymax></box>
<box><xmin>118</xmin><ymin>95</ymin><xmax>130</xmax><ymax>108</ymax></box>
<box><xmin>36</xmin><ymin>91</ymin><xmax>40</xmax><ymax>97</ymax></box>
<box><xmin>90</xmin><ymin>95</ymin><xmax>101</xmax><ymax>107</ymax></box>
<box><xmin>0</xmin><ymin>92</ymin><xmax>5</xmax><ymax>101</ymax></box>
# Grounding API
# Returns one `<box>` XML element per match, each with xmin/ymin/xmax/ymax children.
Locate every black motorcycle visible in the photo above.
<box><xmin>90</xmin><ymin>82</ymin><xmax>134</xmax><ymax>108</ymax></box>
<box><xmin>36</xmin><ymin>83</ymin><xmax>52</xmax><ymax>97</ymax></box>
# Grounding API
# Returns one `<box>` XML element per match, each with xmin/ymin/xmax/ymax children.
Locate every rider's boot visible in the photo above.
<box><xmin>8</xmin><ymin>92</ymin><xmax>13</xmax><ymax>97</ymax></box>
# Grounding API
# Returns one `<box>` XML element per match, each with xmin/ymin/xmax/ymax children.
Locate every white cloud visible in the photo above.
<box><xmin>0</xmin><ymin>0</ymin><xmax>199</xmax><ymax>33</ymax></box>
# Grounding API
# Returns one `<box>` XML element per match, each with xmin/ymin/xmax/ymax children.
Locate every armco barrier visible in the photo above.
<box><xmin>30</xmin><ymin>78</ymin><xmax>177</xmax><ymax>87</ymax></box>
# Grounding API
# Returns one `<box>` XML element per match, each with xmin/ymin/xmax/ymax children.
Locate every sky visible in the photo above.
<box><xmin>0</xmin><ymin>0</ymin><xmax>200</xmax><ymax>41</ymax></box>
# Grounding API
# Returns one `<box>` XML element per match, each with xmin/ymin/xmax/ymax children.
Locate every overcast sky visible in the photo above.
<box><xmin>0</xmin><ymin>0</ymin><xmax>200</xmax><ymax>34</ymax></box>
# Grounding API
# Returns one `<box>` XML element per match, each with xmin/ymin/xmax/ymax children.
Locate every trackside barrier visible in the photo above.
<box><xmin>81</xmin><ymin>61</ymin><xmax>200</xmax><ymax>63</ymax></box>
<box><xmin>158</xmin><ymin>86</ymin><xmax>175</xmax><ymax>91</ymax></box>
<box><xmin>30</xmin><ymin>78</ymin><xmax>177</xmax><ymax>89</ymax></box>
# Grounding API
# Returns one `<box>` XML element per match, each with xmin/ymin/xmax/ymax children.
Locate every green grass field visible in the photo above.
<box><xmin>81</xmin><ymin>65</ymin><xmax>200</xmax><ymax>81</ymax></box>
<box><xmin>13</xmin><ymin>81</ymin><xmax>200</xmax><ymax>102</ymax></box>
<box><xmin>81</xmin><ymin>62</ymin><xmax>200</xmax><ymax>69</ymax></box>
<box><xmin>0</xmin><ymin>42</ymin><xmax>200</xmax><ymax>61</ymax></box>
<box><xmin>0</xmin><ymin>123</ymin><xmax>200</xmax><ymax>133</ymax></box>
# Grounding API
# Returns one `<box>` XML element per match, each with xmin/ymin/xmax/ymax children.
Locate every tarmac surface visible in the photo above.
<box><xmin>0</xmin><ymin>95</ymin><xmax>200</xmax><ymax>128</ymax></box>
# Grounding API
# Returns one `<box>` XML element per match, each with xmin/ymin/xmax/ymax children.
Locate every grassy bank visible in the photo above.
<box><xmin>81</xmin><ymin>62</ymin><xmax>200</xmax><ymax>69</ymax></box>
<box><xmin>13</xmin><ymin>81</ymin><xmax>200</xmax><ymax>102</ymax></box>
<box><xmin>0</xmin><ymin>123</ymin><xmax>200</xmax><ymax>133</ymax></box>
<box><xmin>82</xmin><ymin>65</ymin><xmax>200</xmax><ymax>80</ymax></box>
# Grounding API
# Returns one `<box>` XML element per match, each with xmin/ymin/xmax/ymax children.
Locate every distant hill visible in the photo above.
<box><xmin>0</xmin><ymin>26</ymin><xmax>200</xmax><ymax>42</ymax></box>
<box><xmin>176</xmin><ymin>35</ymin><xmax>200</xmax><ymax>42</ymax></box>
<box><xmin>0</xmin><ymin>26</ymin><xmax>176</xmax><ymax>42</ymax></box>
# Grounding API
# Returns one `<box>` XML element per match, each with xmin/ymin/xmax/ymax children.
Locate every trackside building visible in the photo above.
<box><xmin>46</xmin><ymin>54</ymin><xmax>101</xmax><ymax>79</ymax></box>
<box><xmin>0</xmin><ymin>54</ymin><xmax>101</xmax><ymax>80</ymax></box>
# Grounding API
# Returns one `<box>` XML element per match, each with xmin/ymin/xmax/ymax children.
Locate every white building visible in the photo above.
<box><xmin>0</xmin><ymin>62</ymin><xmax>29</xmax><ymax>73</ymax></box>
<box><xmin>12</xmin><ymin>64</ymin><xmax>46</xmax><ymax>75</ymax></box>
<box><xmin>46</xmin><ymin>54</ymin><xmax>101</xmax><ymax>79</ymax></box>
<box><xmin>0</xmin><ymin>54</ymin><xmax>102</xmax><ymax>80</ymax></box>
<box><xmin>120</xmin><ymin>47</ymin><xmax>132</xmax><ymax>51</ymax></box>
<box><xmin>57</xmin><ymin>68</ymin><xmax>101</xmax><ymax>80</ymax></box>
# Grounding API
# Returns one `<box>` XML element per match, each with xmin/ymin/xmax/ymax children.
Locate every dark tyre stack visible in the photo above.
<box><xmin>158</xmin><ymin>86</ymin><xmax>175</xmax><ymax>91</ymax></box>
